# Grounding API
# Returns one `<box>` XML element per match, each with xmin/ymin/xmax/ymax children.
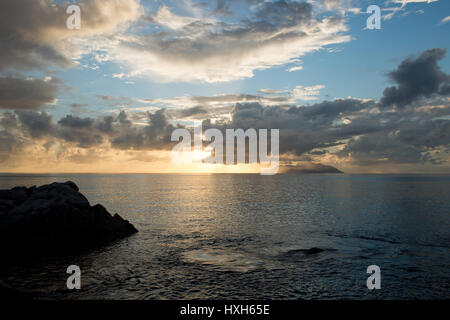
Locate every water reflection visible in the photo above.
<box><xmin>0</xmin><ymin>174</ymin><xmax>449</xmax><ymax>299</ymax></box>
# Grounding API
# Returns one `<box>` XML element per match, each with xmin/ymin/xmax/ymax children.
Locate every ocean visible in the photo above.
<box><xmin>0</xmin><ymin>174</ymin><xmax>449</xmax><ymax>299</ymax></box>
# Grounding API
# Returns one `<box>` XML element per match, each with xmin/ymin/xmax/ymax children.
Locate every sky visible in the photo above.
<box><xmin>0</xmin><ymin>0</ymin><xmax>449</xmax><ymax>173</ymax></box>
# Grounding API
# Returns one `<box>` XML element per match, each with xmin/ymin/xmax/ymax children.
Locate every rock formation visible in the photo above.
<box><xmin>0</xmin><ymin>181</ymin><xmax>138</xmax><ymax>259</ymax></box>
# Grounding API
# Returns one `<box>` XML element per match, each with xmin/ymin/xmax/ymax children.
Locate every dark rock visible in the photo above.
<box><xmin>0</xmin><ymin>181</ymin><xmax>138</xmax><ymax>259</ymax></box>
<box><xmin>303</xmin><ymin>247</ymin><xmax>325</xmax><ymax>255</ymax></box>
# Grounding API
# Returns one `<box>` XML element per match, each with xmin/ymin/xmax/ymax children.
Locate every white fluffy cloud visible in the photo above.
<box><xmin>95</xmin><ymin>2</ymin><xmax>350</xmax><ymax>83</ymax></box>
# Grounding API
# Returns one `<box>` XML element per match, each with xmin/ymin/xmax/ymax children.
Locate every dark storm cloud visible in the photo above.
<box><xmin>380</xmin><ymin>48</ymin><xmax>450</xmax><ymax>109</ymax></box>
<box><xmin>228</xmin><ymin>99</ymin><xmax>374</xmax><ymax>130</ymax></box>
<box><xmin>56</xmin><ymin>114</ymin><xmax>104</xmax><ymax>148</ymax></box>
<box><xmin>200</xmin><ymin>99</ymin><xmax>378</xmax><ymax>155</ymax></box>
<box><xmin>0</xmin><ymin>0</ymin><xmax>71</xmax><ymax>72</ymax></box>
<box><xmin>2</xmin><ymin>111</ymin><xmax>99</xmax><ymax>148</ymax></box>
<box><xmin>0</xmin><ymin>77</ymin><xmax>61</xmax><ymax>110</ymax></box>
<box><xmin>0</xmin><ymin>0</ymin><xmax>141</xmax><ymax>73</ymax></box>
<box><xmin>338</xmin><ymin>119</ymin><xmax>450</xmax><ymax>165</ymax></box>
<box><xmin>57</xmin><ymin>126</ymin><xmax>104</xmax><ymax>148</ymax></box>
<box><xmin>95</xmin><ymin>115</ymin><xmax>115</xmax><ymax>134</ymax></box>
<box><xmin>58</xmin><ymin>115</ymin><xmax>95</xmax><ymax>129</ymax></box>
<box><xmin>17</xmin><ymin>111</ymin><xmax>55</xmax><ymax>139</ymax></box>
<box><xmin>9</xmin><ymin>109</ymin><xmax>181</xmax><ymax>151</ymax></box>
<box><xmin>198</xmin><ymin>99</ymin><xmax>369</xmax><ymax>166</ymax></box>
<box><xmin>112</xmin><ymin>110</ymin><xmax>178</xmax><ymax>150</ymax></box>
<box><xmin>203</xmin><ymin>89</ymin><xmax>449</xmax><ymax>166</ymax></box>
<box><xmin>0</xmin><ymin>109</ymin><xmax>178</xmax><ymax>150</ymax></box>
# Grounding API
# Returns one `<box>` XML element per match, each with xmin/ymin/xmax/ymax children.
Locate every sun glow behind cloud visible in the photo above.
<box><xmin>0</xmin><ymin>147</ymin><xmax>262</xmax><ymax>174</ymax></box>
<box><xmin>0</xmin><ymin>0</ymin><xmax>448</xmax><ymax>174</ymax></box>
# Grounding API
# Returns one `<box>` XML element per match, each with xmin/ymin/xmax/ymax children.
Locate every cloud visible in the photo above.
<box><xmin>0</xmin><ymin>49</ymin><xmax>449</xmax><ymax>172</ymax></box>
<box><xmin>287</xmin><ymin>66</ymin><xmax>304</xmax><ymax>72</ymax></box>
<box><xmin>292</xmin><ymin>85</ymin><xmax>325</xmax><ymax>101</ymax></box>
<box><xmin>105</xmin><ymin>110</ymin><xmax>178</xmax><ymax>150</ymax></box>
<box><xmin>0</xmin><ymin>130</ymin><xmax>22</xmax><ymax>163</ymax></box>
<box><xmin>16</xmin><ymin>111</ymin><xmax>55</xmax><ymax>139</ymax></box>
<box><xmin>0</xmin><ymin>0</ymin><xmax>350</xmax><ymax>84</ymax></box>
<box><xmin>101</xmin><ymin>1</ymin><xmax>350</xmax><ymax>82</ymax></box>
<box><xmin>215</xmin><ymin>96</ymin><xmax>449</xmax><ymax>169</ymax></box>
<box><xmin>258</xmin><ymin>89</ymin><xmax>287</xmax><ymax>95</ymax></box>
<box><xmin>440</xmin><ymin>16</ymin><xmax>450</xmax><ymax>24</ymax></box>
<box><xmin>380</xmin><ymin>48</ymin><xmax>450</xmax><ymax>109</ymax></box>
<box><xmin>176</xmin><ymin>106</ymin><xmax>210</xmax><ymax>118</ymax></box>
<box><xmin>383</xmin><ymin>0</ymin><xmax>439</xmax><ymax>19</ymax></box>
<box><xmin>136</xmin><ymin>85</ymin><xmax>327</xmax><ymax>117</ymax></box>
<box><xmin>0</xmin><ymin>107</ymin><xmax>182</xmax><ymax>155</ymax></box>
<box><xmin>58</xmin><ymin>115</ymin><xmax>95</xmax><ymax>129</ymax></box>
<box><xmin>150</xmin><ymin>6</ymin><xmax>200</xmax><ymax>30</ymax></box>
<box><xmin>347</xmin><ymin>8</ymin><xmax>362</xmax><ymax>15</ymax></box>
<box><xmin>382</xmin><ymin>7</ymin><xmax>405</xmax><ymax>20</ymax></box>
<box><xmin>338</xmin><ymin>119</ymin><xmax>449</xmax><ymax>166</ymax></box>
<box><xmin>0</xmin><ymin>0</ymin><xmax>142</xmax><ymax>73</ymax></box>
<box><xmin>391</xmin><ymin>0</ymin><xmax>439</xmax><ymax>7</ymax></box>
<box><xmin>0</xmin><ymin>76</ymin><xmax>61</xmax><ymax>110</ymax></box>
<box><xmin>1</xmin><ymin>94</ymin><xmax>448</xmax><ymax>171</ymax></box>
<box><xmin>217</xmin><ymin>99</ymin><xmax>378</xmax><ymax>155</ymax></box>
<box><xmin>311</xmin><ymin>0</ymin><xmax>356</xmax><ymax>13</ymax></box>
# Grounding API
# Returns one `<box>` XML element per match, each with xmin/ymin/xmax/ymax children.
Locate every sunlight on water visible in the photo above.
<box><xmin>0</xmin><ymin>174</ymin><xmax>449</xmax><ymax>299</ymax></box>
